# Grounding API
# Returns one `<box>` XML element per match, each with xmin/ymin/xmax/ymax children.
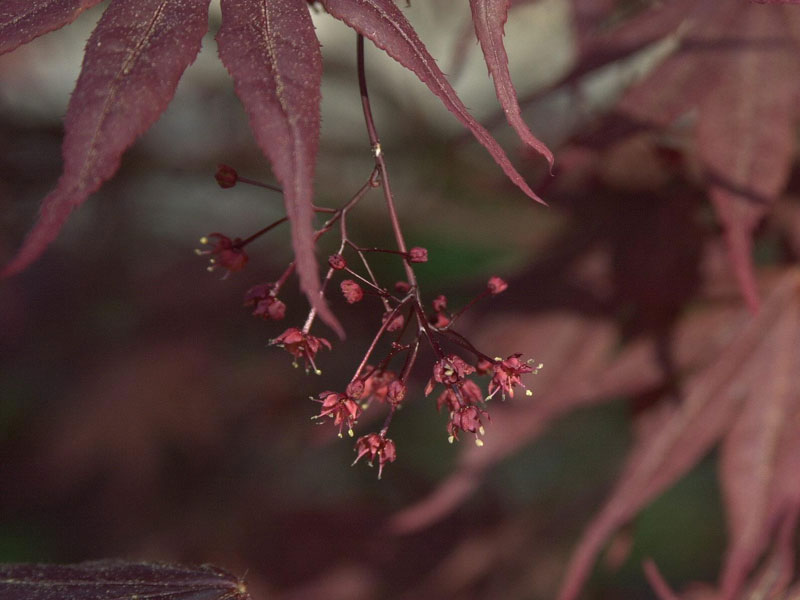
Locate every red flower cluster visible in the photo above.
<box><xmin>448</xmin><ymin>405</ymin><xmax>490</xmax><ymax>446</ymax></box>
<box><xmin>196</xmin><ymin>234</ymin><xmax>248</xmax><ymax>274</ymax></box>
<box><xmin>352</xmin><ymin>433</ymin><xmax>397</xmax><ymax>479</ymax></box>
<box><xmin>488</xmin><ymin>354</ymin><xmax>540</xmax><ymax>400</ymax></box>
<box><xmin>270</xmin><ymin>327</ymin><xmax>331</xmax><ymax>374</ymax></box>
<box><xmin>244</xmin><ymin>283</ymin><xmax>286</xmax><ymax>320</ymax></box>
<box><xmin>314</xmin><ymin>391</ymin><xmax>361</xmax><ymax>438</ymax></box>
<box><xmin>426</xmin><ymin>354</ymin><xmax>475</xmax><ymax>395</ymax></box>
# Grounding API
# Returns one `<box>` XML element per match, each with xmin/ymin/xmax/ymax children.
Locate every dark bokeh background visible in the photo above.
<box><xmin>4</xmin><ymin>2</ymin><xmax>798</xmax><ymax>598</ymax></box>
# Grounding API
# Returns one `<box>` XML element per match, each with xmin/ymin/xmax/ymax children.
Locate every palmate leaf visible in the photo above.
<box><xmin>0</xmin><ymin>561</ymin><xmax>251</xmax><ymax>600</ymax></box>
<box><xmin>0</xmin><ymin>0</ymin><xmax>104</xmax><ymax>55</ymax></box>
<box><xmin>320</xmin><ymin>0</ymin><xmax>547</xmax><ymax>204</ymax></box>
<box><xmin>0</xmin><ymin>0</ymin><xmax>211</xmax><ymax>278</ymax></box>
<box><xmin>468</xmin><ymin>0</ymin><xmax>553</xmax><ymax>168</ymax></box>
<box><xmin>217</xmin><ymin>0</ymin><xmax>342</xmax><ymax>337</ymax></box>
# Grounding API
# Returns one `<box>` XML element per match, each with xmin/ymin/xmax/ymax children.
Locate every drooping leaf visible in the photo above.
<box><xmin>697</xmin><ymin>6</ymin><xmax>799</xmax><ymax>311</ymax></box>
<box><xmin>0</xmin><ymin>0</ymin><xmax>104</xmax><ymax>56</ymax></box>
<box><xmin>468</xmin><ymin>0</ymin><xmax>553</xmax><ymax>168</ymax></box>
<box><xmin>0</xmin><ymin>560</ymin><xmax>251</xmax><ymax>600</ymax></box>
<box><xmin>320</xmin><ymin>0</ymin><xmax>546</xmax><ymax>204</ymax></box>
<box><xmin>217</xmin><ymin>0</ymin><xmax>342</xmax><ymax>338</ymax></box>
<box><xmin>718</xmin><ymin>291</ymin><xmax>800</xmax><ymax>597</ymax></box>
<box><xmin>1</xmin><ymin>0</ymin><xmax>211</xmax><ymax>278</ymax></box>
<box><xmin>556</xmin><ymin>270</ymin><xmax>800</xmax><ymax>600</ymax></box>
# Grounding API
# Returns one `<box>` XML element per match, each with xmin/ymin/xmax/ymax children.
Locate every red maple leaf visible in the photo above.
<box><xmin>0</xmin><ymin>0</ymin><xmax>551</xmax><ymax>335</ymax></box>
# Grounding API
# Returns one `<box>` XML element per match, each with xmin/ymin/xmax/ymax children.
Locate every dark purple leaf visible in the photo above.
<box><xmin>1</xmin><ymin>0</ymin><xmax>211</xmax><ymax>278</ymax></box>
<box><xmin>0</xmin><ymin>0</ymin><xmax>104</xmax><ymax>56</ymax></box>
<box><xmin>217</xmin><ymin>0</ymin><xmax>342</xmax><ymax>338</ymax></box>
<box><xmin>0</xmin><ymin>561</ymin><xmax>251</xmax><ymax>600</ymax></box>
<box><xmin>469</xmin><ymin>0</ymin><xmax>553</xmax><ymax>167</ymax></box>
<box><xmin>321</xmin><ymin>0</ymin><xmax>546</xmax><ymax>204</ymax></box>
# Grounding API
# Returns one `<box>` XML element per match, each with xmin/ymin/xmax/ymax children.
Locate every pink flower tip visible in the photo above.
<box><xmin>487</xmin><ymin>276</ymin><xmax>508</xmax><ymax>295</ymax></box>
<box><xmin>407</xmin><ymin>247</ymin><xmax>428</xmax><ymax>263</ymax></box>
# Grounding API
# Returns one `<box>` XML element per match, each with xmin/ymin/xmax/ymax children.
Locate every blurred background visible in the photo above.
<box><xmin>2</xmin><ymin>1</ymin><xmax>797</xmax><ymax>598</ymax></box>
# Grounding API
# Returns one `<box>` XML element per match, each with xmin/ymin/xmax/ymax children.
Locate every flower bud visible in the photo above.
<box><xmin>328</xmin><ymin>254</ymin><xmax>346</xmax><ymax>270</ymax></box>
<box><xmin>341</xmin><ymin>279</ymin><xmax>364</xmax><ymax>303</ymax></box>
<box><xmin>407</xmin><ymin>247</ymin><xmax>428</xmax><ymax>263</ymax></box>
<box><xmin>215</xmin><ymin>164</ymin><xmax>238</xmax><ymax>188</ymax></box>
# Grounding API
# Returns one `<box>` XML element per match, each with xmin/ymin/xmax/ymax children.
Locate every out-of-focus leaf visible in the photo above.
<box><xmin>1</xmin><ymin>0</ymin><xmax>211</xmax><ymax>278</ymax></box>
<box><xmin>719</xmin><ymin>289</ymin><xmax>800</xmax><ymax>596</ymax></box>
<box><xmin>697</xmin><ymin>7</ymin><xmax>799</xmax><ymax>311</ymax></box>
<box><xmin>321</xmin><ymin>0</ymin><xmax>545</xmax><ymax>204</ymax></box>
<box><xmin>217</xmin><ymin>0</ymin><xmax>341</xmax><ymax>338</ymax></box>
<box><xmin>0</xmin><ymin>0</ymin><xmax>104</xmax><ymax>55</ymax></box>
<box><xmin>0</xmin><ymin>561</ymin><xmax>251</xmax><ymax>600</ymax></box>
<box><xmin>468</xmin><ymin>0</ymin><xmax>553</xmax><ymax>167</ymax></box>
<box><xmin>616</xmin><ymin>1</ymin><xmax>739</xmax><ymax>127</ymax></box>
<box><xmin>556</xmin><ymin>270</ymin><xmax>800</xmax><ymax>600</ymax></box>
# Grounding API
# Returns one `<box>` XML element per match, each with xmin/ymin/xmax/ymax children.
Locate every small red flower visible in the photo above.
<box><xmin>447</xmin><ymin>405</ymin><xmax>490</xmax><ymax>446</ymax></box>
<box><xmin>407</xmin><ymin>246</ymin><xmax>428</xmax><ymax>263</ymax></box>
<box><xmin>432</xmin><ymin>295</ymin><xmax>447</xmax><ymax>312</ymax></box>
<box><xmin>328</xmin><ymin>254</ymin><xmax>346</xmax><ymax>270</ymax></box>
<box><xmin>346</xmin><ymin>379</ymin><xmax>365</xmax><ymax>400</ymax></box>
<box><xmin>352</xmin><ymin>432</ymin><xmax>397</xmax><ymax>479</ymax></box>
<box><xmin>487</xmin><ymin>276</ymin><xmax>508</xmax><ymax>295</ymax></box>
<box><xmin>215</xmin><ymin>164</ymin><xmax>238</xmax><ymax>188</ymax></box>
<box><xmin>394</xmin><ymin>281</ymin><xmax>411</xmax><ymax>294</ymax></box>
<box><xmin>196</xmin><ymin>233</ymin><xmax>248</xmax><ymax>275</ymax></box>
<box><xmin>244</xmin><ymin>283</ymin><xmax>286</xmax><ymax>320</ymax></box>
<box><xmin>426</xmin><ymin>354</ymin><xmax>475</xmax><ymax>395</ymax></box>
<box><xmin>314</xmin><ymin>391</ymin><xmax>362</xmax><ymax>437</ymax></box>
<box><xmin>270</xmin><ymin>327</ymin><xmax>331</xmax><ymax>374</ymax></box>
<box><xmin>341</xmin><ymin>279</ymin><xmax>364</xmax><ymax>303</ymax></box>
<box><xmin>386</xmin><ymin>380</ymin><xmax>407</xmax><ymax>407</ymax></box>
<box><xmin>488</xmin><ymin>354</ymin><xmax>538</xmax><ymax>400</ymax></box>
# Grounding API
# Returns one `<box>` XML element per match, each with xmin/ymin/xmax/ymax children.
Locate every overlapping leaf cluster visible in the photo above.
<box><xmin>391</xmin><ymin>1</ymin><xmax>800</xmax><ymax>597</ymax></box>
<box><xmin>0</xmin><ymin>0</ymin><xmax>550</xmax><ymax>335</ymax></box>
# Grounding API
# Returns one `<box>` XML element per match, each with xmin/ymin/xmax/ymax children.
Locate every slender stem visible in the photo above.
<box><xmin>439</xmin><ymin>328</ymin><xmax>494</xmax><ymax>363</ymax></box>
<box><xmin>351</xmin><ymin>296</ymin><xmax>413</xmax><ymax>382</ymax></box>
<box><xmin>446</xmin><ymin>290</ymin><xmax>491</xmax><ymax>328</ymax></box>
<box><xmin>357</xmin><ymin>35</ymin><xmax>419</xmax><ymax>299</ymax></box>
<box><xmin>238</xmin><ymin>176</ymin><xmax>283</xmax><ymax>193</ymax></box>
<box><xmin>400</xmin><ymin>337</ymin><xmax>420</xmax><ymax>382</ymax></box>
<box><xmin>301</xmin><ymin>172</ymin><xmax>378</xmax><ymax>333</ymax></box>
<box><xmin>237</xmin><ymin>216</ymin><xmax>288</xmax><ymax>247</ymax></box>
